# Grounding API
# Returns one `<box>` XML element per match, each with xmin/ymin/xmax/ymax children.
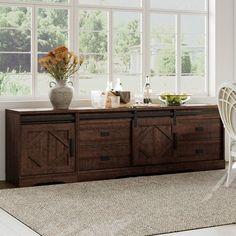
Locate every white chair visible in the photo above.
<box><xmin>218</xmin><ymin>83</ymin><xmax>236</xmax><ymax>187</ymax></box>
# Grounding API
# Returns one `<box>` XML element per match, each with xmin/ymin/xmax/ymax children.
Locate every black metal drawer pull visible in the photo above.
<box><xmin>100</xmin><ymin>155</ymin><xmax>110</xmax><ymax>161</ymax></box>
<box><xmin>195</xmin><ymin>127</ymin><xmax>204</xmax><ymax>132</ymax></box>
<box><xmin>100</xmin><ymin>131</ymin><xmax>110</xmax><ymax>137</ymax></box>
<box><xmin>173</xmin><ymin>133</ymin><xmax>176</xmax><ymax>149</ymax></box>
<box><xmin>69</xmin><ymin>139</ymin><xmax>74</xmax><ymax>158</ymax></box>
<box><xmin>195</xmin><ymin>149</ymin><xmax>204</xmax><ymax>155</ymax></box>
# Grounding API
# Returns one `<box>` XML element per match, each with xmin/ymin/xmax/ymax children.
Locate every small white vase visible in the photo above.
<box><xmin>49</xmin><ymin>80</ymin><xmax>74</xmax><ymax>110</ymax></box>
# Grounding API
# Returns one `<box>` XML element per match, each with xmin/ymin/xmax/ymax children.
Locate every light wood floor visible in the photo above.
<box><xmin>0</xmin><ymin>181</ymin><xmax>236</xmax><ymax>236</ymax></box>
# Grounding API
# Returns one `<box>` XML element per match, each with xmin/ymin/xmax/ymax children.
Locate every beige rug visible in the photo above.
<box><xmin>0</xmin><ymin>170</ymin><xmax>236</xmax><ymax>236</ymax></box>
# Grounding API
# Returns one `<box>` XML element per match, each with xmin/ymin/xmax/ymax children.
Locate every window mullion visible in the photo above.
<box><xmin>71</xmin><ymin>1</ymin><xmax>79</xmax><ymax>99</ymax></box>
<box><xmin>176</xmin><ymin>14</ymin><xmax>181</xmax><ymax>94</ymax></box>
<box><xmin>108</xmin><ymin>10</ymin><xmax>113</xmax><ymax>84</ymax></box>
<box><xmin>32</xmin><ymin>5</ymin><xmax>37</xmax><ymax>97</ymax></box>
<box><xmin>142</xmin><ymin>0</ymin><xmax>149</xmax><ymax>92</ymax></box>
<box><xmin>205</xmin><ymin>14</ymin><xmax>209</xmax><ymax>95</ymax></box>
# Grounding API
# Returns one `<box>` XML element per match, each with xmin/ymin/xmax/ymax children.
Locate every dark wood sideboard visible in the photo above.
<box><xmin>6</xmin><ymin>104</ymin><xmax>225</xmax><ymax>187</ymax></box>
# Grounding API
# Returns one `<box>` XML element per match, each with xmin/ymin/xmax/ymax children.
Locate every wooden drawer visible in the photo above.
<box><xmin>79</xmin><ymin>156</ymin><xmax>130</xmax><ymax>171</ymax></box>
<box><xmin>174</xmin><ymin>118</ymin><xmax>222</xmax><ymax>141</ymax></box>
<box><xmin>79</xmin><ymin>140</ymin><xmax>131</xmax><ymax>170</ymax></box>
<box><xmin>79</xmin><ymin>119</ymin><xmax>131</xmax><ymax>141</ymax></box>
<box><xmin>176</xmin><ymin>140</ymin><xmax>222</xmax><ymax>162</ymax></box>
<box><xmin>79</xmin><ymin>141</ymin><xmax>130</xmax><ymax>159</ymax></box>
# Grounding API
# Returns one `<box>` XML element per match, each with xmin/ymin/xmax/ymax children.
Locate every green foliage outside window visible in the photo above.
<box><xmin>114</xmin><ymin>19</ymin><xmax>141</xmax><ymax>73</ymax></box>
<box><xmin>0</xmin><ymin>72</ymin><xmax>30</xmax><ymax>96</ymax></box>
<box><xmin>0</xmin><ymin>4</ymin><xmax>205</xmax><ymax>96</ymax></box>
<box><xmin>79</xmin><ymin>10</ymin><xmax>107</xmax><ymax>74</ymax></box>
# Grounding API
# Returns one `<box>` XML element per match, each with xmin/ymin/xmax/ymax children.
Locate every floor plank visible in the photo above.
<box><xmin>0</xmin><ymin>181</ymin><xmax>15</xmax><ymax>190</ymax></box>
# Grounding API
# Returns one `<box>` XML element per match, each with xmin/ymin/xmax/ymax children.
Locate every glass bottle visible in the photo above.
<box><xmin>143</xmin><ymin>76</ymin><xmax>152</xmax><ymax>104</ymax></box>
<box><xmin>114</xmin><ymin>78</ymin><xmax>123</xmax><ymax>91</ymax></box>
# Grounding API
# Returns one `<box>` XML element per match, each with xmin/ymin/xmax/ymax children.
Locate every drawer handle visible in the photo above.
<box><xmin>173</xmin><ymin>133</ymin><xmax>176</xmax><ymax>149</ymax></box>
<box><xmin>69</xmin><ymin>139</ymin><xmax>74</xmax><ymax>158</ymax></box>
<box><xmin>100</xmin><ymin>131</ymin><xmax>110</xmax><ymax>137</ymax></box>
<box><xmin>195</xmin><ymin>149</ymin><xmax>204</xmax><ymax>155</ymax></box>
<box><xmin>100</xmin><ymin>155</ymin><xmax>110</xmax><ymax>161</ymax></box>
<box><xmin>195</xmin><ymin>127</ymin><xmax>204</xmax><ymax>132</ymax></box>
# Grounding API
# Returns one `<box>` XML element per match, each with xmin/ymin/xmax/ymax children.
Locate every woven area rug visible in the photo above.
<box><xmin>0</xmin><ymin>170</ymin><xmax>236</xmax><ymax>236</ymax></box>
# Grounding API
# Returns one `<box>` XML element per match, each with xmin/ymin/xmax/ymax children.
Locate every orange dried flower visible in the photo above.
<box><xmin>39</xmin><ymin>45</ymin><xmax>84</xmax><ymax>81</ymax></box>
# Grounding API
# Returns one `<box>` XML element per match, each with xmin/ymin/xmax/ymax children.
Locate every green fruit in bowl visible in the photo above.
<box><xmin>166</xmin><ymin>95</ymin><xmax>182</xmax><ymax>105</ymax></box>
<box><xmin>158</xmin><ymin>93</ymin><xmax>191</xmax><ymax>106</ymax></box>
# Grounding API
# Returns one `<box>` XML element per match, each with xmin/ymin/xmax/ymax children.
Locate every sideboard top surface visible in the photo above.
<box><xmin>6</xmin><ymin>104</ymin><xmax>218</xmax><ymax>115</ymax></box>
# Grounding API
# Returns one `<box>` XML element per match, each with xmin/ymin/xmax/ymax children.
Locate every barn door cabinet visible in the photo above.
<box><xmin>6</xmin><ymin>112</ymin><xmax>77</xmax><ymax>186</ymax></box>
<box><xmin>133</xmin><ymin>111</ymin><xmax>174</xmax><ymax>166</ymax></box>
<box><xmin>6</xmin><ymin>105</ymin><xmax>225</xmax><ymax>187</ymax></box>
<box><xmin>21</xmin><ymin>123</ymin><xmax>75</xmax><ymax>176</ymax></box>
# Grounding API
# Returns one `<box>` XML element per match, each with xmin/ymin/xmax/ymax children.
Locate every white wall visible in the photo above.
<box><xmin>0</xmin><ymin>0</ymin><xmax>234</xmax><ymax>181</ymax></box>
<box><xmin>214</xmin><ymin>0</ymin><xmax>234</xmax><ymax>161</ymax></box>
<box><xmin>215</xmin><ymin>0</ymin><xmax>234</xmax><ymax>88</ymax></box>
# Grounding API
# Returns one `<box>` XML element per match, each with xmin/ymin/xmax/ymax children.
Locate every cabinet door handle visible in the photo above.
<box><xmin>100</xmin><ymin>155</ymin><xmax>110</xmax><ymax>161</ymax></box>
<box><xmin>69</xmin><ymin>139</ymin><xmax>74</xmax><ymax>158</ymax></box>
<box><xmin>173</xmin><ymin>133</ymin><xmax>176</xmax><ymax>149</ymax></box>
<box><xmin>195</xmin><ymin>127</ymin><xmax>204</xmax><ymax>132</ymax></box>
<box><xmin>133</xmin><ymin>111</ymin><xmax>138</xmax><ymax>128</ymax></box>
<box><xmin>195</xmin><ymin>149</ymin><xmax>204</xmax><ymax>155</ymax></box>
<box><xmin>100</xmin><ymin>131</ymin><xmax>110</xmax><ymax>137</ymax></box>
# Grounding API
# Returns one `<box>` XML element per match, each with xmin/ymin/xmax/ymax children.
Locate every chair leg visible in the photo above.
<box><xmin>226</xmin><ymin>154</ymin><xmax>233</xmax><ymax>187</ymax></box>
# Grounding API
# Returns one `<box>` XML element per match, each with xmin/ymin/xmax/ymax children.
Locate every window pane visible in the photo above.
<box><xmin>79</xmin><ymin>10</ymin><xmax>107</xmax><ymax>32</ymax></box>
<box><xmin>0</xmin><ymin>73</ymin><xmax>31</xmax><ymax>96</ymax></box>
<box><xmin>150</xmin><ymin>14</ymin><xmax>176</xmax><ymax>94</ymax></box>
<box><xmin>79</xmin><ymin>10</ymin><xmax>108</xmax><ymax>65</ymax></box>
<box><xmin>150</xmin><ymin>47</ymin><xmax>176</xmax><ymax>94</ymax></box>
<box><xmin>0</xmin><ymin>53</ymin><xmax>31</xmax><ymax>73</ymax></box>
<box><xmin>0</xmin><ymin>7</ymin><xmax>31</xmax><ymax>52</ymax></box>
<box><xmin>0</xmin><ymin>7</ymin><xmax>31</xmax><ymax>29</ymax></box>
<box><xmin>181</xmin><ymin>50</ymin><xmax>205</xmax><ymax>76</ymax></box>
<box><xmin>79</xmin><ymin>75</ymin><xmax>108</xmax><ymax>97</ymax></box>
<box><xmin>78</xmin><ymin>0</ymin><xmax>141</xmax><ymax>8</ymax></box>
<box><xmin>0</xmin><ymin>29</ymin><xmax>31</xmax><ymax>52</ymax></box>
<box><xmin>180</xmin><ymin>74</ymin><xmax>206</xmax><ymax>94</ymax></box>
<box><xmin>0</xmin><ymin>66</ymin><xmax>32</xmax><ymax>96</ymax></box>
<box><xmin>113</xmin><ymin>12</ymin><xmax>142</xmax><ymax>75</ymax></box>
<box><xmin>37</xmin><ymin>73</ymin><xmax>51</xmax><ymax>96</ymax></box>
<box><xmin>79</xmin><ymin>10</ymin><xmax>108</xmax><ymax>74</ymax></box>
<box><xmin>150</xmin><ymin>75</ymin><xmax>176</xmax><ymax>95</ymax></box>
<box><xmin>0</xmin><ymin>6</ymin><xmax>32</xmax><ymax>96</ymax></box>
<box><xmin>78</xmin><ymin>10</ymin><xmax>109</xmax><ymax>95</ymax></box>
<box><xmin>180</xmin><ymin>15</ymin><xmax>206</xmax><ymax>94</ymax></box>
<box><xmin>182</xmin><ymin>15</ymin><xmax>205</xmax><ymax>35</ymax></box>
<box><xmin>150</xmin><ymin>14</ymin><xmax>176</xmax><ymax>76</ymax></box>
<box><xmin>38</xmin><ymin>8</ymin><xmax>69</xmax><ymax>52</ymax></box>
<box><xmin>150</xmin><ymin>0</ymin><xmax>207</xmax><ymax>11</ymax></box>
<box><xmin>113</xmin><ymin>74</ymin><xmax>142</xmax><ymax>95</ymax></box>
<box><xmin>80</xmin><ymin>54</ymin><xmax>108</xmax><ymax>74</ymax></box>
<box><xmin>79</xmin><ymin>32</ymin><xmax>108</xmax><ymax>54</ymax></box>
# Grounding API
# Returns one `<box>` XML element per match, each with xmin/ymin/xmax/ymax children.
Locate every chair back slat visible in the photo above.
<box><xmin>218</xmin><ymin>83</ymin><xmax>236</xmax><ymax>140</ymax></box>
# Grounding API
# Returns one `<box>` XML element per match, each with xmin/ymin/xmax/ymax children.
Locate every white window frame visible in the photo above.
<box><xmin>0</xmin><ymin>0</ymin><xmax>209</xmax><ymax>101</ymax></box>
<box><xmin>149</xmin><ymin>1</ymin><xmax>209</xmax><ymax>96</ymax></box>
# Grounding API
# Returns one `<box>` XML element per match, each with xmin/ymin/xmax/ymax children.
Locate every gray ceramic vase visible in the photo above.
<box><xmin>49</xmin><ymin>79</ymin><xmax>74</xmax><ymax>110</ymax></box>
